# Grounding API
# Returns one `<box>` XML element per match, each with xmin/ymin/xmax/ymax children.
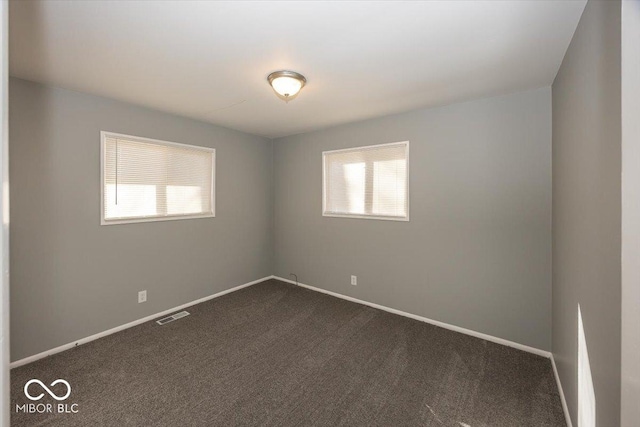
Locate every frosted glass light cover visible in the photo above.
<box><xmin>271</xmin><ymin>76</ymin><xmax>303</xmax><ymax>97</ymax></box>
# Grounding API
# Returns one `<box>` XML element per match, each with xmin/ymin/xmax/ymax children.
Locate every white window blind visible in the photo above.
<box><xmin>101</xmin><ymin>132</ymin><xmax>215</xmax><ymax>225</ymax></box>
<box><xmin>323</xmin><ymin>141</ymin><xmax>409</xmax><ymax>221</ymax></box>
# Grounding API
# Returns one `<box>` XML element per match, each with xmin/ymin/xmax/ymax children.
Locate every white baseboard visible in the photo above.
<box><xmin>273</xmin><ymin>275</ymin><xmax>551</xmax><ymax>359</ymax></box>
<box><xmin>551</xmin><ymin>354</ymin><xmax>573</xmax><ymax>427</ymax></box>
<box><xmin>10</xmin><ymin>276</ymin><xmax>272</xmax><ymax>369</ymax></box>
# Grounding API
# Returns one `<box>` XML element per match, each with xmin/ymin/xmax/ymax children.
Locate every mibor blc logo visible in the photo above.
<box><xmin>16</xmin><ymin>379</ymin><xmax>78</xmax><ymax>414</ymax></box>
<box><xmin>24</xmin><ymin>379</ymin><xmax>71</xmax><ymax>401</ymax></box>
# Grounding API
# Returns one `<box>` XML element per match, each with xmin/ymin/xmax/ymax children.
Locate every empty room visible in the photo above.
<box><xmin>0</xmin><ymin>0</ymin><xmax>638</xmax><ymax>426</ymax></box>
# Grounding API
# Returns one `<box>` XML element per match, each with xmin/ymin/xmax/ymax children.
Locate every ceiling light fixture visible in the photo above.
<box><xmin>267</xmin><ymin>70</ymin><xmax>306</xmax><ymax>102</ymax></box>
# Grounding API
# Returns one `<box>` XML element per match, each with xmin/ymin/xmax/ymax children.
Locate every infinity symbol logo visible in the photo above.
<box><xmin>24</xmin><ymin>379</ymin><xmax>71</xmax><ymax>401</ymax></box>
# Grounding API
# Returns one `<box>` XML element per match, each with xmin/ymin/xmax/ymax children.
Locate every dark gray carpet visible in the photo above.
<box><xmin>11</xmin><ymin>279</ymin><xmax>566</xmax><ymax>426</ymax></box>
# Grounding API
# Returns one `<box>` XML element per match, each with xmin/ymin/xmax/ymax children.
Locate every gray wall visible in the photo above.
<box><xmin>621</xmin><ymin>0</ymin><xmax>640</xmax><ymax>424</ymax></box>
<box><xmin>9</xmin><ymin>78</ymin><xmax>274</xmax><ymax>361</ymax></box>
<box><xmin>273</xmin><ymin>87</ymin><xmax>552</xmax><ymax>351</ymax></box>
<box><xmin>552</xmin><ymin>0</ymin><xmax>621</xmax><ymax>425</ymax></box>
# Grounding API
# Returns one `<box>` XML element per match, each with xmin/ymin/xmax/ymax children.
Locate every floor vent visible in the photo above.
<box><xmin>156</xmin><ymin>311</ymin><xmax>190</xmax><ymax>325</ymax></box>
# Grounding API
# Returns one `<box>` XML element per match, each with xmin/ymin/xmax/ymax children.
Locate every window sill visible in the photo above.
<box><xmin>101</xmin><ymin>213</ymin><xmax>215</xmax><ymax>226</ymax></box>
<box><xmin>322</xmin><ymin>213</ymin><xmax>409</xmax><ymax>222</ymax></box>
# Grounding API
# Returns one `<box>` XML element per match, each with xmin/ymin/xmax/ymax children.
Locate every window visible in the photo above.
<box><xmin>101</xmin><ymin>132</ymin><xmax>215</xmax><ymax>225</ymax></box>
<box><xmin>323</xmin><ymin>141</ymin><xmax>409</xmax><ymax>221</ymax></box>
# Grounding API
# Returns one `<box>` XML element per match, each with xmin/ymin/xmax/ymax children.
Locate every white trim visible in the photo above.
<box><xmin>322</xmin><ymin>140</ymin><xmax>410</xmax><ymax>222</ymax></box>
<box><xmin>10</xmin><ymin>276</ymin><xmax>272</xmax><ymax>369</ymax></box>
<box><xmin>273</xmin><ymin>275</ymin><xmax>551</xmax><ymax>358</ymax></box>
<box><xmin>101</xmin><ymin>212</ymin><xmax>215</xmax><ymax>226</ymax></box>
<box><xmin>322</xmin><ymin>140</ymin><xmax>409</xmax><ymax>155</ymax></box>
<box><xmin>1</xmin><ymin>1</ymin><xmax>9</xmax><ymax>424</ymax></box>
<box><xmin>99</xmin><ymin>131</ymin><xmax>216</xmax><ymax>226</ymax></box>
<box><xmin>101</xmin><ymin>131</ymin><xmax>216</xmax><ymax>154</ymax></box>
<box><xmin>322</xmin><ymin>213</ymin><xmax>410</xmax><ymax>222</ymax></box>
<box><xmin>551</xmin><ymin>354</ymin><xmax>573</xmax><ymax>427</ymax></box>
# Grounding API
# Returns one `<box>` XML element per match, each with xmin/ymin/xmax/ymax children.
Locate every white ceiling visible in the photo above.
<box><xmin>9</xmin><ymin>1</ymin><xmax>586</xmax><ymax>139</ymax></box>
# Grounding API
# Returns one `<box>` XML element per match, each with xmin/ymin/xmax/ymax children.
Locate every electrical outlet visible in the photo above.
<box><xmin>351</xmin><ymin>275</ymin><xmax>357</xmax><ymax>286</ymax></box>
<box><xmin>138</xmin><ymin>290</ymin><xmax>147</xmax><ymax>303</ymax></box>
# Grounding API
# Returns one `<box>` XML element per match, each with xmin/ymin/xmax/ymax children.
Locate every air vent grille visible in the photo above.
<box><xmin>156</xmin><ymin>311</ymin><xmax>190</xmax><ymax>325</ymax></box>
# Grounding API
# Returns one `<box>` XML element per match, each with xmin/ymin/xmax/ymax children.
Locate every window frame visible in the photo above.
<box><xmin>322</xmin><ymin>140</ymin><xmax>410</xmax><ymax>222</ymax></box>
<box><xmin>100</xmin><ymin>131</ymin><xmax>216</xmax><ymax>226</ymax></box>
